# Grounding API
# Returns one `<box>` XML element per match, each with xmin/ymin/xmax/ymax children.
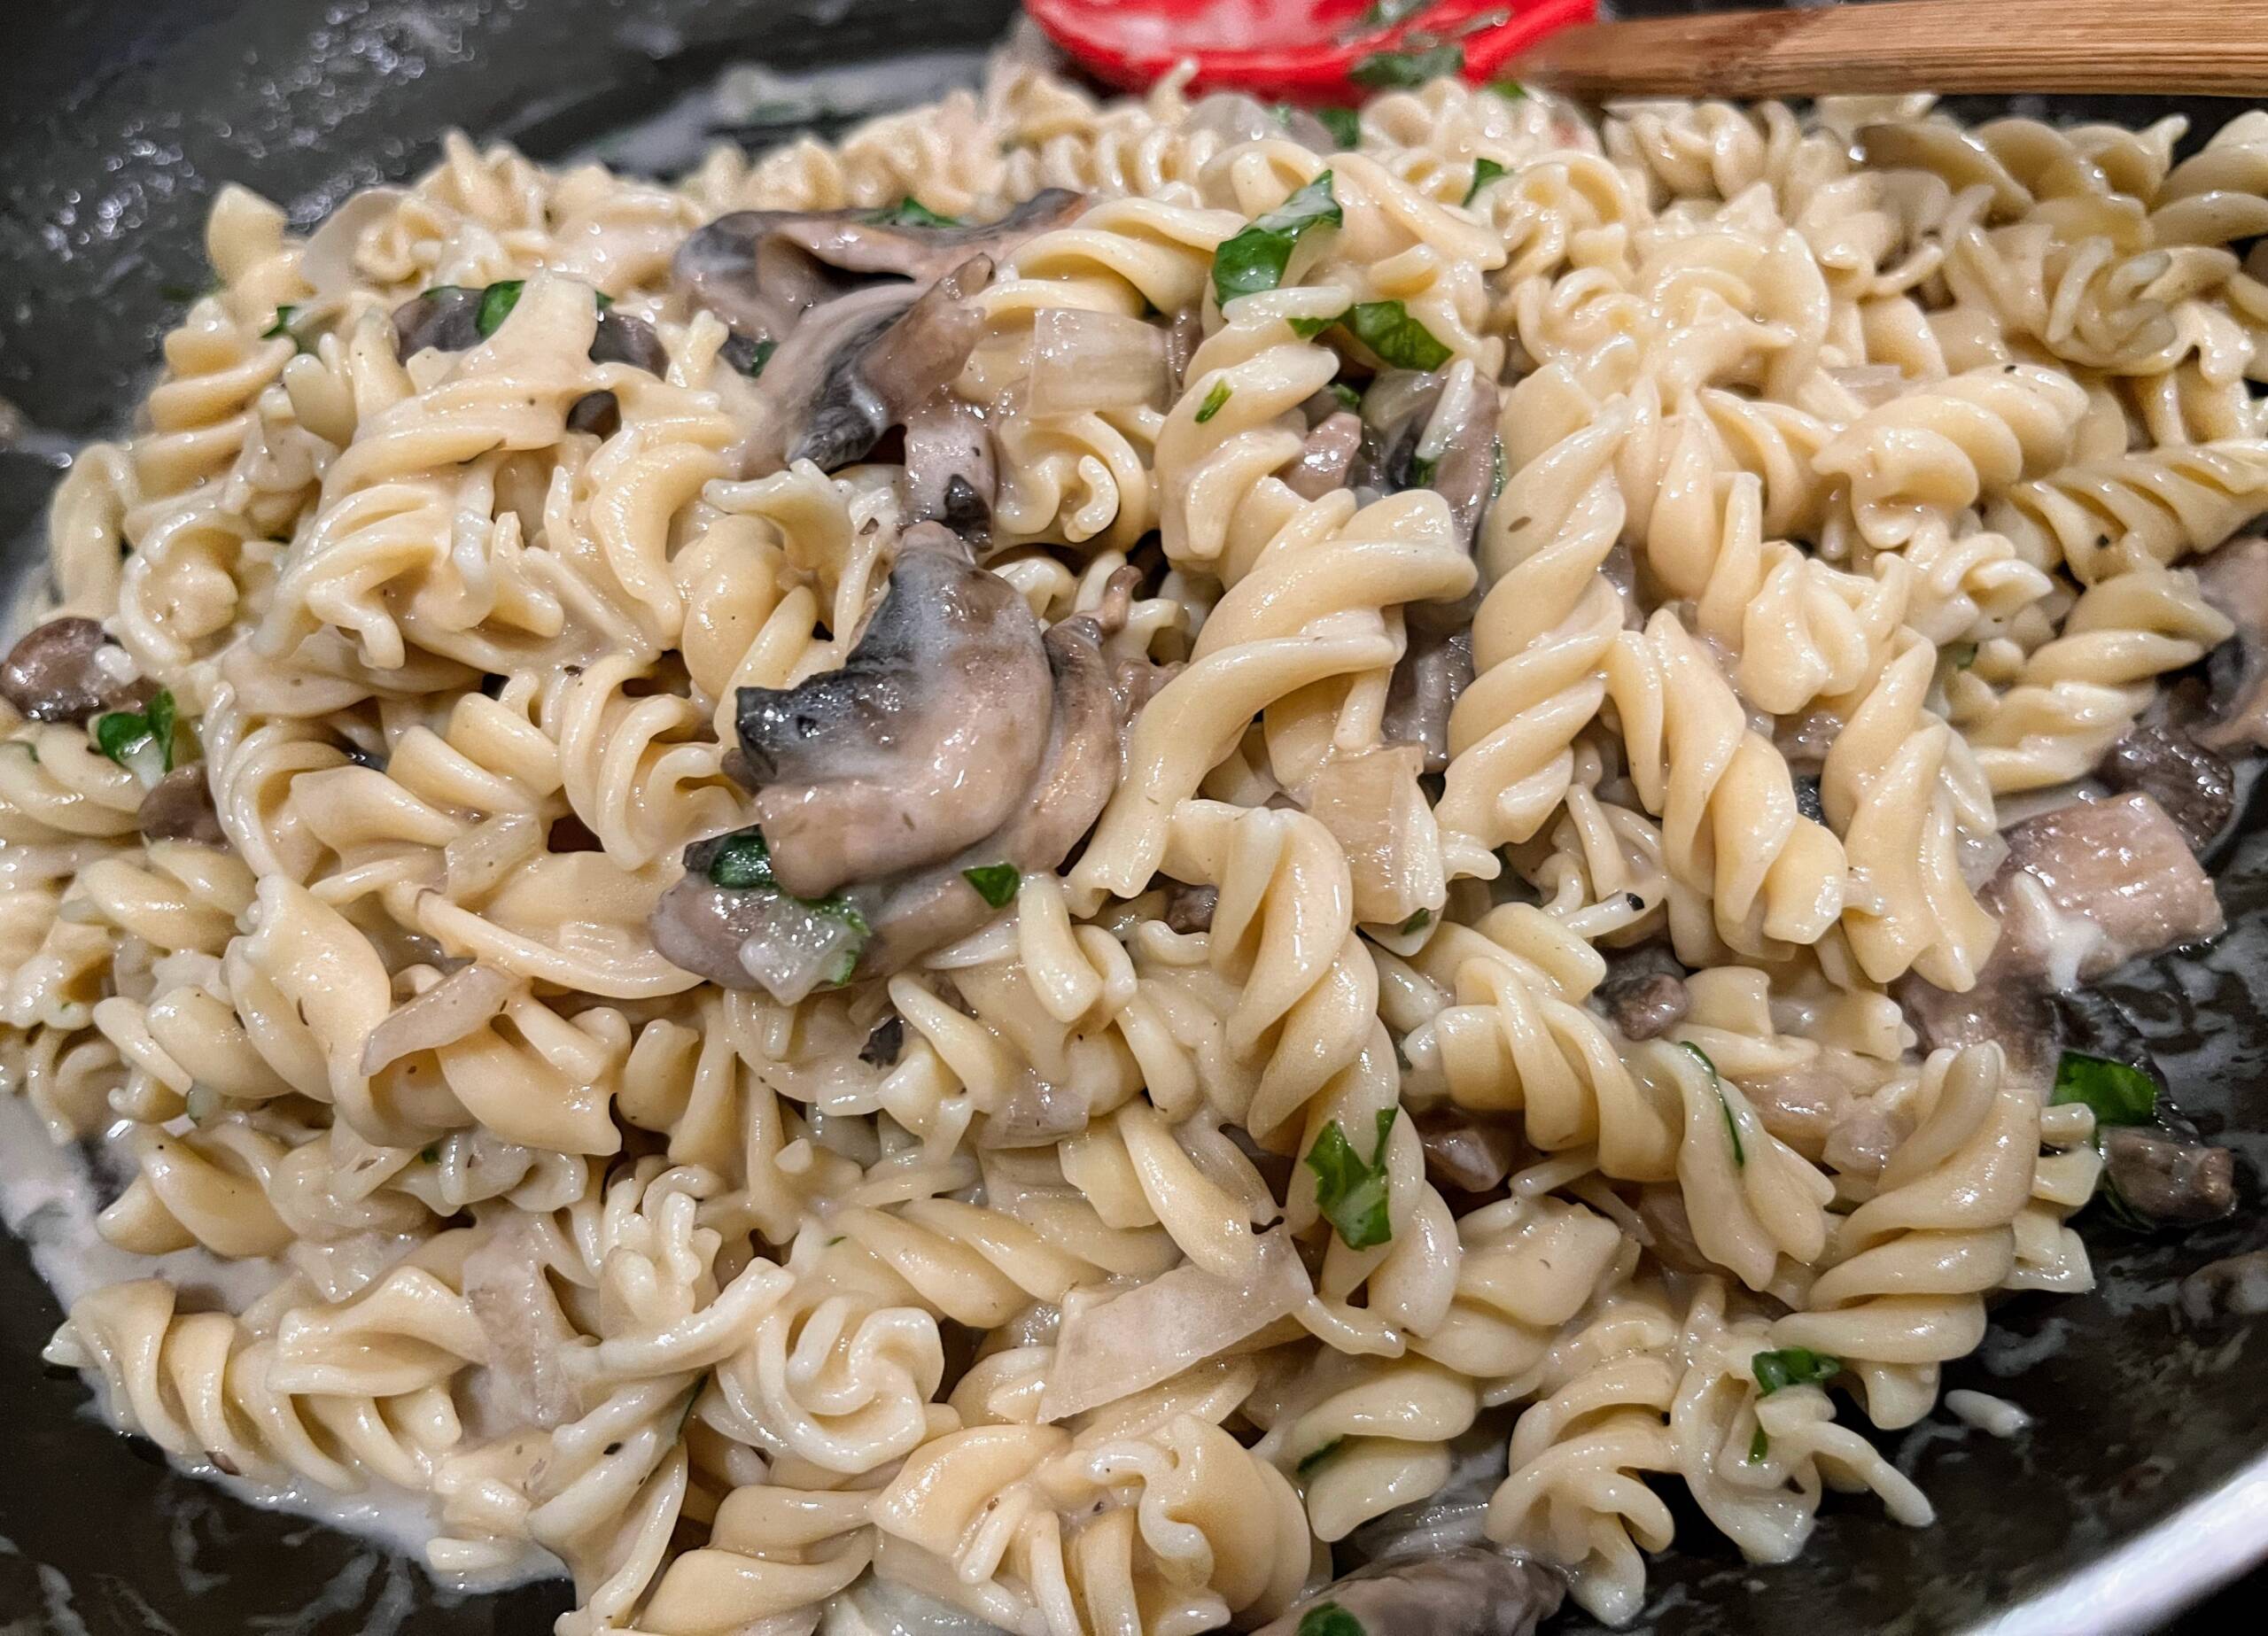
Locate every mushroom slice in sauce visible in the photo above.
<box><xmin>739</xmin><ymin>258</ymin><xmax>995</xmax><ymax>476</ymax></box>
<box><xmin>1250</xmin><ymin>1547</ymin><xmax>1565</xmax><ymax>1636</ymax></box>
<box><xmin>1</xmin><ymin>616</ymin><xmax>150</xmax><ymax>724</ymax></box>
<box><xmin>903</xmin><ymin>390</ymin><xmax>996</xmax><ymax>535</ymax></box>
<box><xmin>1992</xmin><ymin>792</ymin><xmax>2225</xmax><ymax>986</ymax></box>
<box><xmin>1356</xmin><ymin>364</ymin><xmax>1503</xmax><ymax>549</ymax></box>
<box><xmin>1285</xmin><ymin>409</ymin><xmax>1364</xmax><ymax>500</ymax></box>
<box><xmin>137</xmin><ymin>764</ymin><xmax>227</xmax><ymax>846</ymax></box>
<box><xmin>671</xmin><ymin>189</ymin><xmax>1085</xmax><ymax>341</ymax></box>
<box><xmin>391</xmin><ymin>286</ymin><xmax>485</xmax><ymax>358</ymax></box>
<box><xmin>2101</xmin><ymin>1127</ymin><xmax>2236</xmax><ymax>1227</ymax></box>
<box><xmin>851</xmin><ymin>607</ymin><xmax>1124</xmax><ymax>974</ymax></box>
<box><xmin>1382</xmin><ymin>628</ymin><xmax>1473</xmax><ymax>773</ymax></box>
<box><xmin>734</xmin><ymin>523</ymin><xmax>1054</xmax><ymax>898</ymax></box>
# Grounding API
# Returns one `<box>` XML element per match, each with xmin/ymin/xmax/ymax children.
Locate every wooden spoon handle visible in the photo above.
<box><xmin>1514</xmin><ymin>0</ymin><xmax>2268</xmax><ymax>100</ymax></box>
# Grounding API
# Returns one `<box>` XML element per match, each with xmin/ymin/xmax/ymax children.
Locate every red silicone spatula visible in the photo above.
<box><xmin>1027</xmin><ymin>0</ymin><xmax>2268</xmax><ymax>104</ymax></box>
<box><xmin>1021</xmin><ymin>0</ymin><xmax>1598</xmax><ymax>105</ymax></box>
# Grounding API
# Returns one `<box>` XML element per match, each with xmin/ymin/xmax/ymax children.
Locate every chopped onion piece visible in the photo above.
<box><xmin>360</xmin><ymin>963</ymin><xmax>517</xmax><ymax>1074</ymax></box>
<box><xmin>737</xmin><ymin>898</ymin><xmax>864</xmax><ymax>1005</ymax></box>
<box><xmin>1039</xmin><ymin>1228</ymin><xmax>1310</xmax><ymax>1422</ymax></box>
<box><xmin>1029</xmin><ymin>307</ymin><xmax>1169</xmax><ymax>416</ymax></box>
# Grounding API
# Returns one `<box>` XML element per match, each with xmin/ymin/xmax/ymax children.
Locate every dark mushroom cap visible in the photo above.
<box><xmin>671</xmin><ymin>190</ymin><xmax>1086</xmax><ymax>342</ymax></box>
<box><xmin>1</xmin><ymin>616</ymin><xmax>150</xmax><ymax>724</ymax></box>
<box><xmin>734</xmin><ymin>523</ymin><xmax>1055</xmax><ymax>898</ymax></box>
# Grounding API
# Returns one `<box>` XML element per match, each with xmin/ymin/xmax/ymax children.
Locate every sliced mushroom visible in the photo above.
<box><xmin>1355</xmin><ymin>366</ymin><xmax>1503</xmax><ymax>549</ymax></box>
<box><xmin>2099</xmin><ymin>719</ymin><xmax>2233</xmax><ymax>854</ymax></box>
<box><xmin>852</xmin><ymin>607</ymin><xmax>1123</xmax><ymax>973</ymax></box>
<box><xmin>1992</xmin><ymin>792</ymin><xmax>2225</xmax><ymax>984</ymax></box>
<box><xmin>137</xmin><ymin>764</ymin><xmax>226</xmax><ymax>846</ymax></box>
<box><xmin>1250</xmin><ymin>1547</ymin><xmax>1564</xmax><ymax>1636</ymax></box>
<box><xmin>671</xmin><ymin>190</ymin><xmax>1085</xmax><ymax>342</ymax></box>
<box><xmin>590</xmin><ymin>309</ymin><xmax>668</xmax><ymax>373</ymax></box>
<box><xmin>1285</xmin><ymin>409</ymin><xmax>1363</xmax><ymax>500</ymax></box>
<box><xmin>1413</xmin><ymin>1107</ymin><xmax>1533</xmax><ymax>1196</ymax></box>
<box><xmin>1382</xmin><ymin>628</ymin><xmax>1473</xmax><ymax>773</ymax></box>
<box><xmin>391</xmin><ymin>286</ymin><xmax>485</xmax><ymax>359</ymax></box>
<box><xmin>1600</xmin><ymin>970</ymin><xmax>1690</xmax><ymax>1042</ymax></box>
<box><xmin>904</xmin><ymin>391</ymin><xmax>996</xmax><ymax>535</ymax></box>
<box><xmin>2101</xmin><ymin>1128</ymin><xmax>2237</xmax><ymax>1227</ymax></box>
<box><xmin>0</xmin><ymin>616</ymin><xmax>150</xmax><ymax>725</ymax></box>
<box><xmin>660</xmin><ymin>582</ymin><xmax>1125</xmax><ymax>992</ymax></box>
<box><xmin>737</xmin><ymin>260</ymin><xmax>995</xmax><ymax>476</ymax></box>
<box><xmin>734</xmin><ymin>521</ymin><xmax>1054</xmax><ymax>897</ymax></box>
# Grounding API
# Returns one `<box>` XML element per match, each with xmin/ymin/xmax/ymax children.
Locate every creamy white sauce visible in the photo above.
<box><xmin>0</xmin><ymin>1095</ymin><xmax>559</xmax><ymax>1593</ymax></box>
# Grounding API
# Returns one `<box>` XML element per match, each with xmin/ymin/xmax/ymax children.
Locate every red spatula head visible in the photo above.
<box><xmin>1023</xmin><ymin>0</ymin><xmax>1598</xmax><ymax>104</ymax></box>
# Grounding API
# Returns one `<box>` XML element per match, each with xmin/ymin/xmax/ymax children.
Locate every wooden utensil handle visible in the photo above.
<box><xmin>1517</xmin><ymin>0</ymin><xmax>2268</xmax><ymax>100</ymax></box>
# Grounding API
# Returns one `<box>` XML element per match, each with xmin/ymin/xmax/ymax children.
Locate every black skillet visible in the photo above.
<box><xmin>2</xmin><ymin>2</ymin><xmax>2266</xmax><ymax>1631</ymax></box>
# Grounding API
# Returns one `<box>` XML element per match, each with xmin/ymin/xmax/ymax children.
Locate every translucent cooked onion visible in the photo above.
<box><xmin>1039</xmin><ymin>1228</ymin><xmax>1309</xmax><ymax>1422</ymax></box>
<box><xmin>736</xmin><ymin>898</ymin><xmax>864</xmax><ymax>1005</ymax></box>
<box><xmin>358</xmin><ymin>962</ymin><xmax>517</xmax><ymax>1074</ymax></box>
<box><xmin>1028</xmin><ymin>306</ymin><xmax>1169</xmax><ymax>416</ymax></box>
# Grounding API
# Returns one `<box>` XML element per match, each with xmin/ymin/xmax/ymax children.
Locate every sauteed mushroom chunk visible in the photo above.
<box><xmin>2100</xmin><ymin>1128</ymin><xmax>2237</xmax><ymax>1227</ymax></box>
<box><xmin>1250</xmin><ymin>1547</ymin><xmax>1564</xmax><ymax>1636</ymax></box>
<box><xmin>1</xmin><ymin>617</ymin><xmax>149</xmax><ymax>724</ymax></box>
<box><xmin>137</xmin><ymin>764</ymin><xmax>226</xmax><ymax>846</ymax></box>
<box><xmin>670</xmin><ymin>189</ymin><xmax>1085</xmax><ymax>341</ymax></box>
<box><xmin>656</xmin><ymin>530</ymin><xmax>1132</xmax><ymax>996</ymax></box>
<box><xmin>736</xmin><ymin>259</ymin><xmax>995</xmax><ymax>476</ymax></box>
<box><xmin>734</xmin><ymin>523</ymin><xmax>1054</xmax><ymax>898</ymax></box>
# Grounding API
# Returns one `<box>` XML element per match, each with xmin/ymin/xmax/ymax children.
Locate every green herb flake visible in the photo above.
<box><xmin>1297</xmin><ymin>1602</ymin><xmax>1367</xmax><ymax>1636</ymax></box>
<box><xmin>866</xmin><ymin>198</ymin><xmax>963</xmax><ymax>229</ymax></box>
<box><xmin>739</xmin><ymin>338</ymin><xmax>778</xmax><ymax>379</ymax></box>
<box><xmin>92</xmin><ymin>690</ymin><xmax>177</xmax><ymax>777</ymax></box>
<box><xmin>1408</xmin><ymin>454</ymin><xmax>1441</xmax><ymax>489</ymax></box>
<box><xmin>1948</xmin><ymin>641</ymin><xmax>1979</xmax><ymax>670</ymax></box>
<box><xmin>1195</xmin><ymin>380</ymin><xmax>1234</xmax><ymax>423</ymax></box>
<box><xmin>263</xmin><ymin>305</ymin><xmax>300</xmax><ymax>340</ymax></box>
<box><xmin>1346</xmin><ymin>300</ymin><xmax>1452</xmax><ymax>371</ymax></box>
<box><xmin>420</xmin><ymin>1145</ymin><xmax>439</xmax><ymax>1164</ymax></box>
<box><xmin>1296</xmin><ymin>1437</ymin><xmax>1346</xmax><ymax>1477</ymax></box>
<box><xmin>1305</xmin><ymin>1107</ymin><xmax>1398</xmax><ymax>1251</ymax></box>
<box><xmin>1317</xmin><ymin>106</ymin><xmax>1362</xmax><ymax>150</ymax></box>
<box><xmin>2052</xmin><ymin>1051</ymin><xmax>2159</xmax><ymax>1128</ymax></box>
<box><xmin>1751</xmin><ymin>1347</ymin><xmax>1841</xmax><ymax>1395</ymax></box>
<box><xmin>1330</xmin><ymin>381</ymin><xmax>1363</xmax><ymax>414</ymax></box>
<box><xmin>826</xmin><ymin>1234</ymin><xmax>846</xmax><ymax>1246</ymax></box>
<box><xmin>1212</xmin><ymin>173</ymin><xmax>1343</xmax><ymax>306</ymax></box>
<box><xmin>963</xmin><ymin>863</ymin><xmax>1021</xmax><ymax>909</ymax></box>
<box><xmin>1397</xmin><ymin>908</ymin><xmax>1432</xmax><ymax>935</ymax></box>
<box><xmin>1463</xmin><ymin>157</ymin><xmax>1508</xmax><ymax>207</ymax></box>
<box><xmin>1748</xmin><ymin>1423</ymin><xmax>1770</xmax><ymax>1463</ymax></box>
<box><xmin>707</xmin><ymin>828</ymin><xmax>778</xmax><ymax>890</ymax></box>
<box><xmin>1489</xmin><ymin>437</ymin><xmax>1507</xmax><ymax>504</ymax></box>
<box><xmin>594</xmin><ymin>291</ymin><xmax>615</xmax><ymax>311</ymax></box>
<box><xmin>1488</xmin><ymin>79</ymin><xmax>1530</xmax><ymax>103</ymax></box>
<box><xmin>475</xmin><ymin>280</ymin><xmax>526</xmax><ymax>337</ymax></box>
<box><xmin>1287</xmin><ymin>309</ymin><xmax>1349</xmax><ymax>340</ymax></box>
<box><xmin>1679</xmin><ymin>1041</ymin><xmax>1745</xmax><ymax>1167</ymax></box>
<box><xmin>1350</xmin><ymin>43</ymin><xmax>1465</xmax><ymax>89</ymax></box>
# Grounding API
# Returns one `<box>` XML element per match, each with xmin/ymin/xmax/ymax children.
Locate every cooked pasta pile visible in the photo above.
<box><xmin>8</xmin><ymin>39</ymin><xmax>2268</xmax><ymax>1635</ymax></box>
